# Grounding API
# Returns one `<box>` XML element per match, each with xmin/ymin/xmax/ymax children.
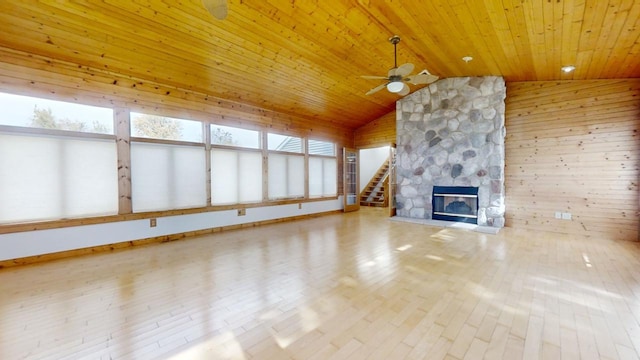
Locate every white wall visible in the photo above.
<box><xmin>359</xmin><ymin>146</ymin><xmax>389</xmax><ymax>193</ymax></box>
<box><xmin>0</xmin><ymin>198</ymin><xmax>343</xmax><ymax>261</ymax></box>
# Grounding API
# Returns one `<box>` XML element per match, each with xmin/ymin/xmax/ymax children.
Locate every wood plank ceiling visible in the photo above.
<box><xmin>0</xmin><ymin>0</ymin><xmax>638</xmax><ymax>131</ymax></box>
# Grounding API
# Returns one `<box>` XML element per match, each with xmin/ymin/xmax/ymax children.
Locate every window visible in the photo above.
<box><xmin>267</xmin><ymin>133</ymin><xmax>304</xmax><ymax>199</ymax></box>
<box><xmin>308</xmin><ymin>139</ymin><xmax>337</xmax><ymax>197</ymax></box>
<box><xmin>0</xmin><ymin>93</ymin><xmax>117</xmax><ymax>223</ymax></box>
<box><xmin>130</xmin><ymin>112</ymin><xmax>206</xmax><ymax>212</ymax></box>
<box><xmin>210</xmin><ymin>124</ymin><xmax>263</xmax><ymax>205</ymax></box>
<box><xmin>0</xmin><ymin>90</ymin><xmax>340</xmax><ymax>224</ymax></box>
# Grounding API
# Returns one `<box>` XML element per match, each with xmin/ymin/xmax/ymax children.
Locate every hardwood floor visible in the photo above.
<box><xmin>1</xmin><ymin>207</ymin><xmax>639</xmax><ymax>359</ymax></box>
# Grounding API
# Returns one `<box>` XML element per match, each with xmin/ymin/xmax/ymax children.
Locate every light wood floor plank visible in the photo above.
<box><xmin>0</xmin><ymin>207</ymin><xmax>639</xmax><ymax>359</ymax></box>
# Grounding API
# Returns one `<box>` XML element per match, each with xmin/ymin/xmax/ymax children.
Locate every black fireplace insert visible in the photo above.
<box><xmin>432</xmin><ymin>186</ymin><xmax>479</xmax><ymax>224</ymax></box>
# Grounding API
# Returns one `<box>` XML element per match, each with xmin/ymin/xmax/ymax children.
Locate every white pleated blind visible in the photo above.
<box><xmin>131</xmin><ymin>142</ymin><xmax>206</xmax><ymax>212</ymax></box>
<box><xmin>309</xmin><ymin>157</ymin><xmax>337</xmax><ymax>197</ymax></box>
<box><xmin>211</xmin><ymin>149</ymin><xmax>262</xmax><ymax>204</ymax></box>
<box><xmin>0</xmin><ymin>133</ymin><xmax>118</xmax><ymax>223</ymax></box>
<box><xmin>268</xmin><ymin>154</ymin><xmax>304</xmax><ymax>199</ymax></box>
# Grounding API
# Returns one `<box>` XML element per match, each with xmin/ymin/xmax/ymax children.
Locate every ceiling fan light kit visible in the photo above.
<box><xmin>387</xmin><ymin>81</ymin><xmax>404</xmax><ymax>93</ymax></box>
<box><xmin>361</xmin><ymin>35</ymin><xmax>438</xmax><ymax>96</ymax></box>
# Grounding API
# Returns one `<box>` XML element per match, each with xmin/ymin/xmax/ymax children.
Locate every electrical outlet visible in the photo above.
<box><xmin>554</xmin><ymin>212</ymin><xmax>562</xmax><ymax>219</ymax></box>
<box><xmin>150</xmin><ymin>218</ymin><xmax>157</xmax><ymax>227</ymax></box>
<box><xmin>562</xmin><ymin>212</ymin><xmax>572</xmax><ymax>220</ymax></box>
<box><xmin>237</xmin><ymin>209</ymin><xmax>246</xmax><ymax>216</ymax></box>
<box><xmin>298</xmin><ymin>203</ymin><xmax>302</xmax><ymax>209</ymax></box>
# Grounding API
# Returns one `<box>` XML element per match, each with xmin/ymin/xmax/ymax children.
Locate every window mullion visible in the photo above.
<box><xmin>115</xmin><ymin>108</ymin><xmax>132</xmax><ymax>214</ymax></box>
<box><xmin>205</xmin><ymin>122</ymin><xmax>212</xmax><ymax>205</ymax></box>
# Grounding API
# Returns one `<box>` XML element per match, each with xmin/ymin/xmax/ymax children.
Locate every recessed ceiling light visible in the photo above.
<box><xmin>561</xmin><ymin>65</ymin><xmax>576</xmax><ymax>73</ymax></box>
<box><xmin>462</xmin><ymin>56</ymin><xmax>473</xmax><ymax>63</ymax></box>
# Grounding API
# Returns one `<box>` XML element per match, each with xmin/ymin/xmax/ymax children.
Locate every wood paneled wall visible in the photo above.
<box><xmin>354</xmin><ymin>110</ymin><xmax>396</xmax><ymax>148</ymax></box>
<box><xmin>505</xmin><ymin>80</ymin><xmax>640</xmax><ymax>240</ymax></box>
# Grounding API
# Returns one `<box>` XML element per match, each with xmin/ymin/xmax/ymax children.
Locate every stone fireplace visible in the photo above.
<box><xmin>395</xmin><ymin>76</ymin><xmax>506</xmax><ymax>228</ymax></box>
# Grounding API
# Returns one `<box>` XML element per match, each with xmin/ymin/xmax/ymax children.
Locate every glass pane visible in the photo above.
<box><xmin>345</xmin><ymin>151</ymin><xmax>358</xmax><ymax>205</ymax></box>
<box><xmin>131</xmin><ymin>142</ymin><xmax>206</xmax><ymax>211</ymax></box>
<box><xmin>308</xmin><ymin>139</ymin><xmax>335</xmax><ymax>156</ymax></box>
<box><xmin>268</xmin><ymin>133</ymin><xmax>302</xmax><ymax>153</ymax></box>
<box><xmin>268</xmin><ymin>154</ymin><xmax>304</xmax><ymax>199</ymax></box>
<box><xmin>131</xmin><ymin>112</ymin><xmax>202</xmax><ymax>142</ymax></box>
<box><xmin>0</xmin><ymin>133</ymin><xmax>118</xmax><ymax>223</ymax></box>
<box><xmin>0</xmin><ymin>92</ymin><xmax>114</xmax><ymax>134</ymax></box>
<box><xmin>211</xmin><ymin>124</ymin><xmax>260</xmax><ymax>149</ymax></box>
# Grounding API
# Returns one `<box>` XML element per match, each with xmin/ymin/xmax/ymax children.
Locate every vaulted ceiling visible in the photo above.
<box><xmin>1</xmin><ymin>1</ymin><xmax>638</xmax><ymax>131</ymax></box>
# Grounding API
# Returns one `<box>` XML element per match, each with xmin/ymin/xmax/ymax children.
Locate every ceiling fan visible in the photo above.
<box><xmin>362</xmin><ymin>35</ymin><xmax>438</xmax><ymax>96</ymax></box>
<box><xmin>203</xmin><ymin>0</ymin><xmax>228</xmax><ymax>20</ymax></box>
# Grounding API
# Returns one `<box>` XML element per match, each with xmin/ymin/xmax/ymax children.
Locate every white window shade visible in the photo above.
<box><xmin>238</xmin><ymin>152</ymin><xmax>263</xmax><ymax>202</ymax></box>
<box><xmin>211</xmin><ymin>149</ymin><xmax>262</xmax><ymax>204</ymax></box>
<box><xmin>268</xmin><ymin>154</ymin><xmax>304</xmax><ymax>199</ymax></box>
<box><xmin>131</xmin><ymin>142</ymin><xmax>206</xmax><ymax>212</ymax></box>
<box><xmin>0</xmin><ymin>133</ymin><xmax>118</xmax><ymax>223</ymax></box>
<box><xmin>309</xmin><ymin>157</ymin><xmax>337</xmax><ymax>197</ymax></box>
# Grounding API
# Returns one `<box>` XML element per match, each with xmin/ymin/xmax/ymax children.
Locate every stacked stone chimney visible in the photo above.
<box><xmin>396</xmin><ymin>77</ymin><xmax>506</xmax><ymax>228</ymax></box>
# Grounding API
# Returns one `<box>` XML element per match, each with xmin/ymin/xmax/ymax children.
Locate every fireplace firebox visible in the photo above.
<box><xmin>432</xmin><ymin>186</ymin><xmax>479</xmax><ymax>224</ymax></box>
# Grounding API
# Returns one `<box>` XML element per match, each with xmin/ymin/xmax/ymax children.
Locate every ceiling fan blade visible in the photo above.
<box><xmin>397</xmin><ymin>83</ymin><xmax>410</xmax><ymax>96</ymax></box>
<box><xmin>203</xmin><ymin>0</ymin><xmax>228</xmax><ymax>20</ymax></box>
<box><xmin>361</xmin><ymin>75</ymin><xmax>389</xmax><ymax>80</ymax></box>
<box><xmin>395</xmin><ymin>63</ymin><xmax>415</xmax><ymax>77</ymax></box>
<box><xmin>366</xmin><ymin>83</ymin><xmax>387</xmax><ymax>96</ymax></box>
<box><xmin>407</xmin><ymin>73</ymin><xmax>439</xmax><ymax>85</ymax></box>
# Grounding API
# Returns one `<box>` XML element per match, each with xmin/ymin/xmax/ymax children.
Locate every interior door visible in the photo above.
<box><xmin>343</xmin><ymin>148</ymin><xmax>360</xmax><ymax>212</ymax></box>
<box><xmin>388</xmin><ymin>145</ymin><xmax>397</xmax><ymax>217</ymax></box>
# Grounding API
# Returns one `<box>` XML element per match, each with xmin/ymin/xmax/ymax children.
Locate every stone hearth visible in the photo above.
<box><xmin>395</xmin><ymin>76</ymin><xmax>506</xmax><ymax>228</ymax></box>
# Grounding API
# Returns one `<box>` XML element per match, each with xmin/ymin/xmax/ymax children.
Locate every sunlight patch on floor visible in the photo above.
<box><xmin>168</xmin><ymin>331</ymin><xmax>246</xmax><ymax>360</ymax></box>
